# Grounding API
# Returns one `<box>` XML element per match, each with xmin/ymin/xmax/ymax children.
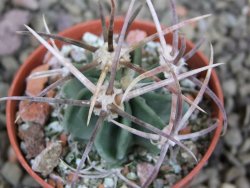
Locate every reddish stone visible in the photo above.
<box><xmin>56</xmin><ymin>180</ymin><xmax>64</xmax><ymax>188</ymax></box>
<box><xmin>19</xmin><ymin>100</ymin><xmax>51</xmax><ymax>126</ymax></box>
<box><xmin>8</xmin><ymin>146</ymin><xmax>17</xmax><ymax>163</ymax></box>
<box><xmin>179</xmin><ymin>126</ymin><xmax>192</xmax><ymax>135</ymax></box>
<box><xmin>126</xmin><ymin>30</ymin><xmax>147</xmax><ymax>45</ymax></box>
<box><xmin>122</xmin><ymin>165</ymin><xmax>129</xmax><ymax>176</ymax></box>
<box><xmin>176</xmin><ymin>5</ymin><xmax>188</xmax><ymax>17</ymax></box>
<box><xmin>98</xmin><ymin>184</ymin><xmax>105</xmax><ymax>188</ymax></box>
<box><xmin>47</xmin><ymin>90</ymin><xmax>56</xmax><ymax>98</ymax></box>
<box><xmin>59</xmin><ymin>133</ymin><xmax>68</xmax><ymax>147</ymax></box>
<box><xmin>48</xmin><ymin>178</ymin><xmax>56</xmax><ymax>187</ymax></box>
<box><xmin>67</xmin><ymin>173</ymin><xmax>78</xmax><ymax>183</ymax></box>
<box><xmin>26</xmin><ymin>64</ymin><xmax>50</xmax><ymax>96</ymax></box>
<box><xmin>160</xmin><ymin>165</ymin><xmax>171</xmax><ymax>172</ymax></box>
<box><xmin>136</xmin><ymin>162</ymin><xmax>154</xmax><ymax>185</ymax></box>
<box><xmin>18</xmin><ymin>124</ymin><xmax>45</xmax><ymax>159</ymax></box>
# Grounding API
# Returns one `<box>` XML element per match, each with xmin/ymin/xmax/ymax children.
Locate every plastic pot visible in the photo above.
<box><xmin>7</xmin><ymin>18</ymin><xmax>224</xmax><ymax>188</ymax></box>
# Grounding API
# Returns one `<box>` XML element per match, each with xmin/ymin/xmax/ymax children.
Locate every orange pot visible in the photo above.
<box><xmin>6</xmin><ymin>18</ymin><xmax>224</xmax><ymax>188</ymax></box>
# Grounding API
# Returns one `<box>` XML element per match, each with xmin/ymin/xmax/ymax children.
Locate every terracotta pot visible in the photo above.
<box><xmin>6</xmin><ymin>18</ymin><xmax>224</xmax><ymax>188</ymax></box>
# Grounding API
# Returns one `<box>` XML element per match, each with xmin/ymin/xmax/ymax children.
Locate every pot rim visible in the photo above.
<box><xmin>6</xmin><ymin>18</ymin><xmax>224</xmax><ymax>188</ymax></box>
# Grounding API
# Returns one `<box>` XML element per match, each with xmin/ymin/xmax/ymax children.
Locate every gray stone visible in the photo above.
<box><xmin>207</xmin><ymin>168</ymin><xmax>219</xmax><ymax>188</ymax></box>
<box><xmin>1</xmin><ymin>56</ymin><xmax>19</xmax><ymax>81</ymax></box>
<box><xmin>239</xmin><ymin>84</ymin><xmax>250</xmax><ymax>97</ymax></box>
<box><xmin>84</xmin><ymin>10</ymin><xmax>95</xmax><ymax>21</ymax></box>
<box><xmin>0</xmin><ymin>10</ymin><xmax>31</xmax><ymax>56</ymax></box>
<box><xmin>164</xmin><ymin>174</ymin><xmax>179</xmax><ymax>186</ymax></box>
<box><xmin>240</xmin><ymin>138</ymin><xmax>250</xmax><ymax>153</ymax></box>
<box><xmin>61</xmin><ymin>0</ymin><xmax>82</xmax><ymax>16</ymax></box>
<box><xmin>56</xmin><ymin>13</ymin><xmax>74</xmax><ymax>31</ymax></box>
<box><xmin>232</xmin><ymin>22</ymin><xmax>248</xmax><ymax>39</ymax></box>
<box><xmin>228</xmin><ymin>113</ymin><xmax>240</xmax><ymax>128</ymax></box>
<box><xmin>1</xmin><ymin>162</ymin><xmax>23</xmax><ymax>186</ymax></box>
<box><xmin>220</xmin><ymin>14</ymin><xmax>237</xmax><ymax>28</ymax></box>
<box><xmin>39</xmin><ymin>0</ymin><xmax>58</xmax><ymax>9</ymax></box>
<box><xmin>0</xmin><ymin>175</ymin><xmax>10</xmax><ymax>188</ymax></box>
<box><xmin>224</xmin><ymin>128</ymin><xmax>242</xmax><ymax>147</ymax></box>
<box><xmin>32</xmin><ymin>142</ymin><xmax>62</xmax><ymax>176</ymax></box>
<box><xmin>239</xmin><ymin>154</ymin><xmax>250</xmax><ymax>165</ymax></box>
<box><xmin>215</xmin><ymin>1</ymin><xmax>228</xmax><ymax>10</ymax></box>
<box><xmin>19</xmin><ymin>48</ymin><xmax>33</xmax><ymax>63</ymax></box>
<box><xmin>225</xmin><ymin>166</ymin><xmax>245</xmax><ymax>182</ymax></box>
<box><xmin>235</xmin><ymin>176</ymin><xmax>250</xmax><ymax>188</ymax></box>
<box><xmin>154</xmin><ymin>0</ymin><xmax>169</xmax><ymax>11</ymax></box>
<box><xmin>244</xmin><ymin>55</ymin><xmax>250</xmax><ymax>68</ymax></box>
<box><xmin>0</xmin><ymin>83</ymin><xmax>8</xmax><ymax>98</ymax></box>
<box><xmin>21</xmin><ymin>175</ymin><xmax>40</xmax><ymax>187</ymax></box>
<box><xmin>153</xmin><ymin>179</ymin><xmax>164</xmax><ymax>188</ymax></box>
<box><xmin>240</xmin><ymin>69</ymin><xmax>250</xmax><ymax>81</ymax></box>
<box><xmin>230</xmin><ymin>53</ymin><xmax>245</xmax><ymax>74</ymax></box>
<box><xmin>12</xmin><ymin>0</ymin><xmax>39</xmax><ymax>10</ymax></box>
<box><xmin>221</xmin><ymin>183</ymin><xmax>236</xmax><ymax>188</ymax></box>
<box><xmin>223</xmin><ymin>79</ymin><xmax>237</xmax><ymax>96</ymax></box>
<box><xmin>238</xmin><ymin>40</ymin><xmax>248</xmax><ymax>51</ymax></box>
<box><xmin>208</xmin><ymin>28</ymin><xmax>222</xmax><ymax>41</ymax></box>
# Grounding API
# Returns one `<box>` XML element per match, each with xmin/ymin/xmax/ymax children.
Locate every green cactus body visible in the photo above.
<box><xmin>62</xmin><ymin>46</ymin><xmax>188</xmax><ymax>166</ymax></box>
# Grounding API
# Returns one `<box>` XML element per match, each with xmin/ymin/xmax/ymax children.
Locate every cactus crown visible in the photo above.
<box><xmin>1</xmin><ymin>0</ymin><xmax>227</xmax><ymax>187</ymax></box>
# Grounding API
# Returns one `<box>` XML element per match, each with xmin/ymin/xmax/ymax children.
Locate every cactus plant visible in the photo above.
<box><xmin>2</xmin><ymin>0</ymin><xmax>227</xmax><ymax>187</ymax></box>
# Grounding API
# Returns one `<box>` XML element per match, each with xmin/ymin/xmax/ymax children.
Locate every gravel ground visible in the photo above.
<box><xmin>0</xmin><ymin>0</ymin><xmax>249</xmax><ymax>187</ymax></box>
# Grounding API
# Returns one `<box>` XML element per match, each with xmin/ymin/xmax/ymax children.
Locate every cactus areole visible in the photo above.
<box><xmin>6</xmin><ymin>19</ymin><xmax>224</xmax><ymax>188</ymax></box>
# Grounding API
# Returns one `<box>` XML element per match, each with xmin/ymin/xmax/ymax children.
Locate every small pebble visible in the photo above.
<box><xmin>223</xmin><ymin>79</ymin><xmax>237</xmax><ymax>96</ymax></box>
<box><xmin>12</xmin><ymin>0</ymin><xmax>39</xmax><ymax>10</ymax></box>
<box><xmin>137</xmin><ymin>163</ymin><xmax>154</xmax><ymax>184</ymax></box>
<box><xmin>39</xmin><ymin>0</ymin><xmax>58</xmax><ymax>9</ymax></box>
<box><xmin>60</xmin><ymin>0</ymin><xmax>82</xmax><ymax>16</ymax></box>
<box><xmin>0</xmin><ymin>10</ymin><xmax>30</xmax><ymax>55</ymax></box>
<box><xmin>26</xmin><ymin>64</ymin><xmax>50</xmax><ymax>96</ymax></box>
<box><xmin>103</xmin><ymin>178</ymin><xmax>114</xmax><ymax>188</ymax></box>
<box><xmin>221</xmin><ymin>183</ymin><xmax>236</xmax><ymax>188</ymax></box>
<box><xmin>228</xmin><ymin>113</ymin><xmax>240</xmax><ymax>128</ymax></box>
<box><xmin>1</xmin><ymin>56</ymin><xmax>19</xmax><ymax>81</ymax></box>
<box><xmin>153</xmin><ymin>179</ymin><xmax>164</xmax><ymax>188</ymax></box>
<box><xmin>18</xmin><ymin>123</ymin><xmax>45</xmax><ymax>159</ymax></box>
<box><xmin>240</xmin><ymin>138</ymin><xmax>250</xmax><ymax>153</ymax></box>
<box><xmin>21</xmin><ymin>175</ymin><xmax>40</xmax><ymax>187</ymax></box>
<box><xmin>164</xmin><ymin>174</ymin><xmax>178</xmax><ymax>186</ymax></box>
<box><xmin>32</xmin><ymin>142</ymin><xmax>62</xmax><ymax>176</ymax></box>
<box><xmin>19</xmin><ymin>101</ymin><xmax>51</xmax><ymax>126</ymax></box>
<box><xmin>0</xmin><ymin>82</ymin><xmax>9</xmax><ymax>98</ymax></box>
<box><xmin>238</xmin><ymin>153</ymin><xmax>250</xmax><ymax>165</ymax></box>
<box><xmin>126</xmin><ymin>172</ymin><xmax>137</xmax><ymax>181</ymax></box>
<box><xmin>1</xmin><ymin>162</ymin><xmax>23</xmax><ymax>186</ymax></box>
<box><xmin>224</xmin><ymin>128</ymin><xmax>242</xmax><ymax>147</ymax></box>
<box><xmin>19</xmin><ymin>48</ymin><xmax>33</xmax><ymax>63</ymax></box>
<box><xmin>235</xmin><ymin>176</ymin><xmax>250</xmax><ymax>188</ymax></box>
<box><xmin>225</xmin><ymin>166</ymin><xmax>245</xmax><ymax>182</ymax></box>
